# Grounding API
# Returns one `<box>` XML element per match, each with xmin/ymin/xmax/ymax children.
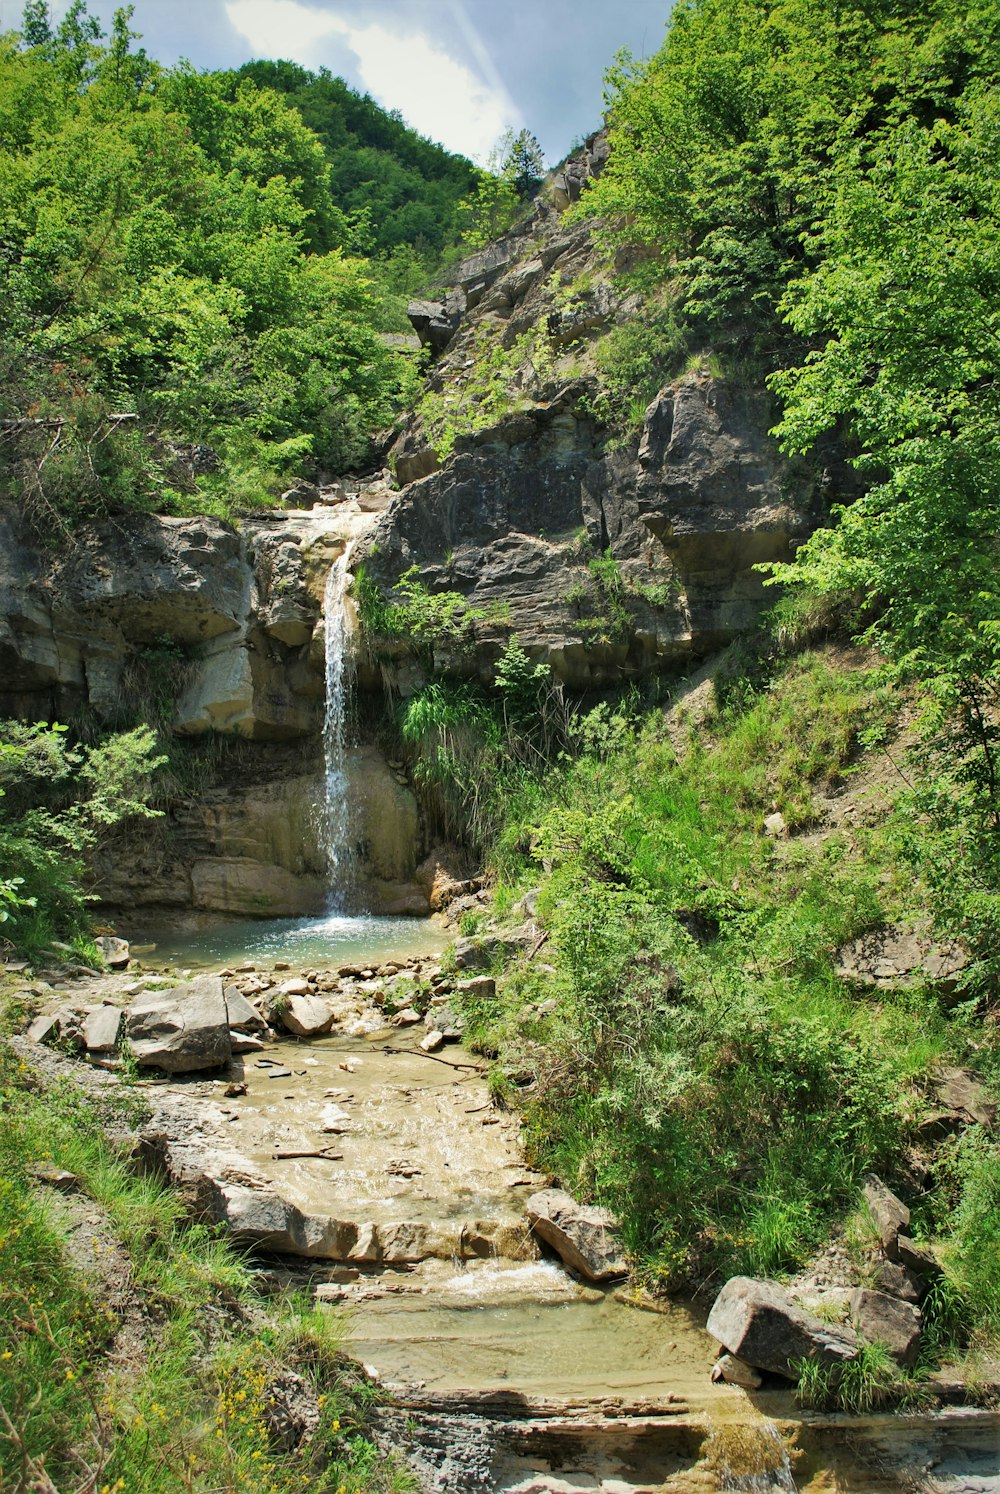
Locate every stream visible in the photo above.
<box><xmin>134</xmin><ymin>920</ymin><xmax>1000</xmax><ymax>1494</ymax></box>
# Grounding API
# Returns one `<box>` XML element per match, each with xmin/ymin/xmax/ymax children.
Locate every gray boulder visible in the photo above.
<box><xmin>873</xmin><ymin>1260</ymin><xmax>926</xmax><ymax>1304</ymax></box>
<box><xmin>84</xmin><ymin>1004</ymin><xmax>123</xmax><ymax>1053</ymax></box>
<box><xmin>224</xmin><ymin>987</ymin><xmax>268</xmax><ymax>1035</ymax></box>
<box><xmin>127</xmin><ymin>975</ymin><xmax>231</xmax><ymax>1072</ymax></box>
<box><xmin>850</xmin><ymin>1288</ymin><xmax>922</xmax><ymax>1366</ymax></box>
<box><xmin>706</xmin><ymin>1277</ymin><xmax>859</xmax><ymax>1379</ymax></box>
<box><xmin>95</xmin><ymin>935</ymin><xmax>130</xmax><ymax>969</ymax></box>
<box><xmin>526</xmin><ymin>1188</ymin><xmax>627</xmax><ymax>1282</ymax></box>
<box><xmin>891</xmin><ymin>1234</ymin><xmax>943</xmax><ymax>1279</ymax></box>
<box><xmin>278</xmin><ymin>994</ymin><xmax>334</xmax><ymax>1038</ymax></box>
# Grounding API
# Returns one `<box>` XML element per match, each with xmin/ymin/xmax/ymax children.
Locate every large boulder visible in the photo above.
<box><xmin>706</xmin><ymin>1277</ymin><xmax>859</xmax><ymax>1379</ymax></box>
<box><xmin>850</xmin><ymin>1288</ymin><xmax>922</xmax><ymax>1367</ymax></box>
<box><xmin>127</xmin><ymin>976</ymin><xmax>232</xmax><ymax>1072</ymax></box>
<box><xmin>526</xmin><ymin>1188</ymin><xmax>627</xmax><ymax>1282</ymax></box>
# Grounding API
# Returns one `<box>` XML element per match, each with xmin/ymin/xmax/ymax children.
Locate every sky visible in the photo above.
<box><xmin>0</xmin><ymin>0</ymin><xmax>674</xmax><ymax>163</ymax></box>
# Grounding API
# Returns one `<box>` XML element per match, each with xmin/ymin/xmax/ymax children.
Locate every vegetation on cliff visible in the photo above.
<box><xmin>585</xmin><ymin>0</ymin><xmax>1000</xmax><ymax>981</ymax></box>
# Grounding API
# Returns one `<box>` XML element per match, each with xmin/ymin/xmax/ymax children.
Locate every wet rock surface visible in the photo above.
<box><xmin>526</xmin><ymin>1188</ymin><xmax>627</xmax><ymax>1282</ymax></box>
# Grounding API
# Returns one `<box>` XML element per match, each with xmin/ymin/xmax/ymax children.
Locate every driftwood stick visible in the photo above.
<box><xmin>270</xmin><ymin>1149</ymin><xmax>343</xmax><ymax>1162</ymax></box>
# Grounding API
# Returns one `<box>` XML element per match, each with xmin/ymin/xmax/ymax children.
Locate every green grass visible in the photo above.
<box><xmin>0</xmin><ymin>1040</ymin><xmax>411</xmax><ymax>1494</ymax></box>
<box><xmin>456</xmin><ymin>647</ymin><xmax>1000</xmax><ymax>1334</ymax></box>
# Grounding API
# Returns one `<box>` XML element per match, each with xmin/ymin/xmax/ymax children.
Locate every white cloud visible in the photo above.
<box><xmin>224</xmin><ymin>0</ymin><xmax>520</xmax><ymax>160</ymax></box>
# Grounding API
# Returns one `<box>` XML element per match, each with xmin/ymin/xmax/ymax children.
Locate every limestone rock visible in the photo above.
<box><xmin>95</xmin><ymin>935</ymin><xmax>130</xmax><ymax>969</ymax></box>
<box><xmin>863</xmin><ymin>1175</ymin><xmax>910</xmax><ymax>1251</ymax></box>
<box><xmin>891</xmin><ymin>1235</ymin><xmax>943</xmax><ymax>1279</ymax></box>
<box><xmin>455</xmin><ymin>976</ymin><xmax>497</xmax><ymax>1000</ymax></box>
<box><xmin>526</xmin><ymin>1188</ymin><xmax>627</xmax><ymax>1282</ymax></box>
<box><xmin>127</xmin><ymin>976</ymin><xmax>231</xmax><ymax>1072</ymax></box>
<box><xmin>83</xmin><ymin>1004</ymin><xmax>123</xmax><ymax>1054</ymax></box>
<box><xmin>850</xmin><ymin>1288</ymin><xmax>922</xmax><ymax>1366</ymax></box>
<box><xmin>278</xmin><ymin>977</ymin><xmax>311</xmax><ymax>997</ymax></box>
<box><xmin>453</xmin><ymin>928</ymin><xmax>534</xmax><ymax>971</ymax></box>
<box><xmin>835</xmin><ymin>926</ymin><xmax>968</xmax><ymax>991</ymax></box>
<box><xmin>420</xmin><ymin>1030</ymin><xmax>444</xmax><ymax>1053</ymax></box>
<box><xmin>27</xmin><ymin>1007</ymin><xmax>84</xmax><ymax>1051</ymax></box>
<box><xmin>706</xmin><ymin>1277</ymin><xmax>859</xmax><ymax>1379</ymax></box>
<box><xmin>224</xmin><ymin>988</ymin><xmax>268</xmax><ymax>1035</ymax></box>
<box><xmin>279</xmin><ymin>994</ymin><xmax>334</xmax><ymax>1038</ymax></box>
<box><xmin>931</xmin><ymin>1067</ymin><xmax>996</xmax><ymax>1129</ymax></box>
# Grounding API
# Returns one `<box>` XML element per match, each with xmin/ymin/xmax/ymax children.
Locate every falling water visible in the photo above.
<box><xmin>706</xmin><ymin>1418</ymin><xmax>798</xmax><ymax>1492</ymax></box>
<box><xmin>321</xmin><ymin>542</ymin><xmax>355</xmax><ymax>908</ymax></box>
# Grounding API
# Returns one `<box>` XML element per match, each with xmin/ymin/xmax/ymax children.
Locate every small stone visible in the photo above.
<box><xmin>420</xmin><ymin>1030</ymin><xmax>444</xmax><ymax>1053</ymax></box>
<box><xmin>455</xmin><ymin>975</ymin><xmax>496</xmax><ymax>999</ymax></box>
<box><xmin>273</xmin><ymin>961</ymin><xmax>291</xmax><ymax>971</ymax></box>
<box><xmin>763</xmin><ymin>811</ymin><xmax>787</xmax><ymax>837</ymax></box>
<box><xmin>231</xmin><ymin>1034</ymin><xmax>266</xmax><ymax>1054</ymax></box>
<box><xmin>33</xmin><ymin>1165</ymin><xmax>79</xmax><ymax>1192</ymax></box>
<box><xmin>278</xmin><ymin>977</ymin><xmax>311</xmax><ymax>997</ymax></box>
<box><xmin>392</xmin><ymin>1007</ymin><xmax>421</xmax><ymax>1026</ymax></box>
<box><xmin>224</xmin><ymin>1082</ymin><xmax>248</xmax><ymax>1098</ymax></box>
<box><xmin>711</xmin><ymin>1353</ymin><xmax>763</xmax><ymax>1389</ymax></box>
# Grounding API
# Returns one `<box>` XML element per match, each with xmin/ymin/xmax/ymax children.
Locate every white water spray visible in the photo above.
<box><xmin>321</xmin><ymin>543</ymin><xmax>355</xmax><ymax>908</ymax></box>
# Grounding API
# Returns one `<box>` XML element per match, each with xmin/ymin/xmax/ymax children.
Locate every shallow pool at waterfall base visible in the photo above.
<box><xmin>125</xmin><ymin>913</ymin><xmax>447</xmax><ymax>971</ymax></box>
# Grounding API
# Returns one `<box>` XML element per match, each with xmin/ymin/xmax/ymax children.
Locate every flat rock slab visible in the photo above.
<box><xmin>526</xmin><ymin>1189</ymin><xmax>627</xmax><ymax>1282</ymax></box>
<box><xmin>706</xmin><ymin>1276</ymin><xmax>859</xmax><ymax>1379</ymax></box>
<box><xmin>127</xmin><ymin>975</ymin><xmax>231</xmax><ymax>1072</ymax></box>
<box><xmin>84</xmin><ymin>1004</ymin><xmax>123</xmax><ymax>1054</ymax></box>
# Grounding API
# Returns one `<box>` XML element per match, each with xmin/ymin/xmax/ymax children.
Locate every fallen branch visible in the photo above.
<box><xmin>270</xmin><ymin>1149</ymin><xmax>343</xmax><ymax>1162</ymax></box>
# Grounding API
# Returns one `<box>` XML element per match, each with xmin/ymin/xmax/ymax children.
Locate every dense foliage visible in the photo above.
<box><xmin>0</xmin><ymin>1040</ymin><xmax>406</xmax><ymax>1492</ymax></box>
<box><xmin>0</xmin><ymin>720</ymin><xmax>164</xmax><ymax>957</ymax></box>
<box><xmin>0</xmin><ymin>4</ymin><xmax>476</xmax><ymax>526</ymax></box>
<box><xmin>453</xmin><ymin>648</ymin><xmax>999</xmax><ymax>1363</ymax></box>
<box><xmin>584</xmin><ymin>0</ymin><xmax>1000</xmax><ymax>986</ymax></box>
<box><xmin>234</xmin><ymin>58</ymin><xmax>476</xmax><ymax>268</ymax></box>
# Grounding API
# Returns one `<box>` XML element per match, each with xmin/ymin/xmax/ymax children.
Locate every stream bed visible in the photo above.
<box><xmin>136</xmin><ymin>915</ymin><xmax>999</xmax><ymax>1494</ymax></box>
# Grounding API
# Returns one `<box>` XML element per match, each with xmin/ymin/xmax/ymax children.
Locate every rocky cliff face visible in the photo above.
<box><xmin>358</xmin><ymin>146</ymin><xmax>846</xmax><ymax>690</ymax></box>
<box><xmin>0</xmin><ymin>485</ymin><xmax>429</xmax><ymax>919</ymax></box>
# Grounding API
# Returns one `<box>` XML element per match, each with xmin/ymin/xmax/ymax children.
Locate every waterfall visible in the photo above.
<box><xmin>321</xmin><ymin>542</ymin><xmax>355</xmax><ymax>909</ymax></box>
